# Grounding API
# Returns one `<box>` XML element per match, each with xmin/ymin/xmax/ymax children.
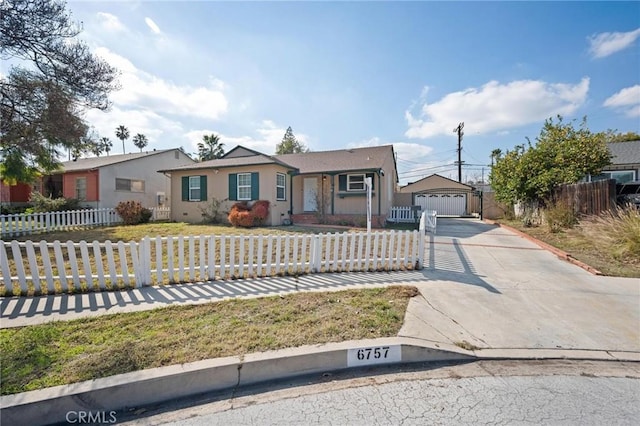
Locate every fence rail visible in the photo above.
<box><xmin>1</xmin><ymin>230</ymin><xmax>425</xmax><ymax>295</ymax></box>
<box><xmin>387</xmin><ymin>206</ymin><xmax>421</xmax><ymax>223</ymax></box>
<box><xmin>554</xmin><ymin>179</ymin><xmax>616</xmax><ymax>216</ymax></box>
<box><xmin>0</xmin><ymin>207</ymin><xmax>171</xmax><ymax>238</ymax></box>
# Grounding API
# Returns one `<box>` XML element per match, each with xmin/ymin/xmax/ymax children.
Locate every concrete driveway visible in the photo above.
<box><xmin>399</xmin><ymin>218</ymin><xmax>640</xmax><ymax>356</ymax></box>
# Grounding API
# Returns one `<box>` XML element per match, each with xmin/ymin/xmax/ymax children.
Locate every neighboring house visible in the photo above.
<box><xmin>159</xmin><ymin>145</ymin><xmax>399</xmax><ymax>226</ymax></box>
<box><xmin>42</xmin><ymin>148</ymin><xmax>195</xmax><ymax>209</ymax></box>
<box><xmin>398</xmin><ymin>174</ymin><xmax>479</xmax><ymax>216</ymax></box>
<box><xmin>0</xmin><ymin>181</ymin><xmax>34</xmax><ymax>209</ymax></box>
<box><xmin>588</xmin><ymin>140</ymin><xmax>640</xmax><ymax>183</ymax></box>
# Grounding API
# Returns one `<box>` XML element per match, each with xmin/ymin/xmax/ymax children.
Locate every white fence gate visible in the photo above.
<box><xmin>1</xmin><ymin>229</ymin><xmax>426</xmax><ymax>295</ymax></box>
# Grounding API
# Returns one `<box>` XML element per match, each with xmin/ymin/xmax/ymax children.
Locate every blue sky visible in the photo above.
<box><xmin>65</xmin><ymin>1</ymin><xmax>640</xmax><ymax>184</ymax></box>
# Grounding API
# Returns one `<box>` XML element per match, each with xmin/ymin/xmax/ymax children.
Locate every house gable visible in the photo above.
<box><xmin>222</xmin><ymin>145</ymin><xmax>265</xmax><ymax>159</ymax></box>
<box><xmin>400</xmin><ymin>174</ymin><xmax>475</xmax><ymax>194</ymax></box>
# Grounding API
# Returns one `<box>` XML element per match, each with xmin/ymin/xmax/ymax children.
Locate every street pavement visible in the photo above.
<box><xmin>117</xmin><ymin>360</ymin><xmax>640</xmax><ymax>425</ymax></box>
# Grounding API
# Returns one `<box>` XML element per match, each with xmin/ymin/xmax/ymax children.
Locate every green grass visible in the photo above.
<box><xmin>0</xmin><ymin>286</ymin><xmax>419</xmax><ymax>395</ymax></box>
<box><xmin>499</xmin><ymin>206</ymin><xmax>640</xmax><ymax>277</ymax></box>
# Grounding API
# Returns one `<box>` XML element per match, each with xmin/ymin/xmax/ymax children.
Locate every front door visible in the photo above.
<box><xmin>303</xmin><ymin>178</ymin><xmax>317</xmax><ymax>212</ymax></box>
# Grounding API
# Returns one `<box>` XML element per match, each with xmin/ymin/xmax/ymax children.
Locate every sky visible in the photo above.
<box><xmin>59</xmin><ymin>0</ymin><xmax>640</xmax><ymax>185</ymax></box>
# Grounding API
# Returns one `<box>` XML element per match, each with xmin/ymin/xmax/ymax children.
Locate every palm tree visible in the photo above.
<box><xmin>490</xmin><ymin>148</ymin><xmax>502</xmax><ymax>167</ymax></box>
<box><xmin>197</xmin><ymin>134</ymin><xmax>225</xmax><ymax>161</ymax></box>
<box><xmin>115</xmin><ymin>125</ymin><xmax>130</xmax><ymax>154</ymax></box>
<box><xmin>132</xmin><ymin>133</ymin><xmax>148</xmax><ymax>152</ymax></box>
<box><xmin>101</xmin><ymin>137</ymin><xmax>113</xmax><ymax>156</ymax></box>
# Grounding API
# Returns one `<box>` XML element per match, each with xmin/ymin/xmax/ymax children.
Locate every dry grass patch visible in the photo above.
<box><xmin>0</xmin><ymin>286</ymin><xmax>419</xmax><ymax>395</ymax></box>
<box><xmin>501</xmin><ymin>205</ymin><xmax>640</xmax><ymax>277</ymax></box>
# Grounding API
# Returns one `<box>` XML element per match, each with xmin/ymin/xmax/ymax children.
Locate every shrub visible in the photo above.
<box><xmin>198</xmin><ymin>198</ymin><xmax>226</xmax><ymax>224</ymax></box>
<box><xmin>228</xmin><ymin>200</ymin><xmax>270</xmax><ymax>227</ymax></box>
<box><xmin>115</xmin><ymin>201</ymin><xmax>148</xmax><ymax>225</ymax></box>
<box><xmin>29</xmin><ymin>191</ymin><xmax>67</xmax><ymax>212</ymax></box>
<box><xmin>543</xmin><ymin>201</ymin><xmax>578</xmax><ymax>233</ymax></box>
<box><xmin>140</xmin><ymin>207</ymin><xmax>153</xmax><ymax>224</ymax></box>
<box><xmin>582</xmin><ymin>205</ymin><xmax>640</xmax><ymax>262</ymax></box>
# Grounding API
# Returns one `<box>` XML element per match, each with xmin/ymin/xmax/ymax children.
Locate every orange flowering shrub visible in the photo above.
<box><xmin>228</xmin><ymin>200</ymin><xmax>270</xmax><ymax>227</ymax></box>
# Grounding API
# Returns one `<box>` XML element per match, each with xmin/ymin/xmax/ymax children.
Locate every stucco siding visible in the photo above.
<box><xmin>170</xmin><ymin>163</ymin><xmax>292</xmax><ymax>226</ymax></box>
<box><xmin>99</xmin><ymin>150</ymin><xmax>193</xmax><ymax>209</ymax></box>
<box><xmin>63</xmin><ymin>170</ymin><xmax>99</xmax><ymax>205</ymax></box>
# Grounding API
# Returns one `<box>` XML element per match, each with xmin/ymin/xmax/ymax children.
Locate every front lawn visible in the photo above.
<box><xmin>0</xmin><ymin>286</ymin><xmax>418</xmax><ymax>395</ymax></box>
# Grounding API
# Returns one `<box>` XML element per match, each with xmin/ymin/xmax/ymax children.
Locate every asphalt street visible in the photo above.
<box><xmin>118</xmin><ymin>360</ymin><xmax>640</xmax><ymax>426</ymax></box>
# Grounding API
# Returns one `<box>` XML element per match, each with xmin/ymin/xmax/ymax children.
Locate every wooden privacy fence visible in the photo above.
<box><xmin>554</xmin><ymin>179</ymin><xmax>616</xmax><ymax>216</ymax></box>
<box><xmin>0</xmin><ymin>230</ymin><xmax>425</xmax><ymax>295</ymax></box>
<box><xmin>0</xmin><ymin>207</ymin><xmax>171</xmax><ymax>238</ymax></box>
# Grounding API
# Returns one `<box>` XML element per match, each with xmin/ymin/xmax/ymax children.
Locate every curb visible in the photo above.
<box><xmin>3</xmin><ymin>338</ymin><xmax>639</xmax><ymax>426</ymax></box>
<box><xmin>483</xmin><ymin>220</ymin><xmax>603</xmax><ymax>275</ymax></box>
<box><xmin>0</xmin><ymin>338</ymin><xmax>473</xmax><ymax>426</ymax></box>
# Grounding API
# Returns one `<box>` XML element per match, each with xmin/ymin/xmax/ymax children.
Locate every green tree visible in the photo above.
<box><xmin>489</xmin><ymin>116</ymin><xmax>612</xmax><ymax>205</ymax></box>
<box><xmin>100</xmin><ymin>137</ymin><xmax>113</xmax><ymax>156</ymax></box>
<box><xmin>0</xmin><ymin>0</ymin><xmax>118</xmax><ymax>183</ymax></box>
<box><xmin>132</xmin><ymin>133</ymin><xmax>148</xmax><ymax>152</ymax></box>
<box><xmin>603</xmin><ymin>130</ymin><xmax>640</xmax><ymax>143</ymax></box>
<box><xmin>275</xmin><ymin>126</ymin><xmax>308</xmax><ymax>154</ymax></box>
<box><xmin>115</xmin><ymin>125</ymin><xmax>129</xmax><ymax>154</ymax></box>
<box><xmin>489</xmin><ymin>148</ymin><xmax>502</xmax><ymax>167</ymax></box>
<box><xmin>197</xmin><ymin>134</ymin><xmax>225</xmax><ymax>161</ymax></box>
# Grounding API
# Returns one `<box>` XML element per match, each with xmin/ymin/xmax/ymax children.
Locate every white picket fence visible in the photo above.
<box><xmin>419</xmin><ymin>210</ymin><xmax>437</xmax><ymax>234</ymax></box>
<box><xmin>0</xmin><ymin>207</ymin><xmax>171</xmax><ymax>238</ymax></box>
<box><xmin>387</xmin><ymin>206</ymin><xmax>421</xmax><ymax>223</ymax></box>
<box><xmin>0</xmin><ymin>230</ymin><xmax>425</xmax><ymax>295</ymax></box>
<box><xmin>388</xmin><ymin>207</ymin><xmax>437</xmax><ymax>233</ymax></box>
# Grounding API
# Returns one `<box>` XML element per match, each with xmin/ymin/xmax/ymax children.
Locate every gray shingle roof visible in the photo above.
<box><xmin>159</xmin><ymin>145</ymin><xmax>395</xmax><ymax>175</ymax></box>
<box><xmin>157</xmin><ymin>153</ymin><xmax>294</xmax><ymax>173</ymax></box>
<box><xmin>274</xmin><ymin>145</ymin><xmax>393</xmax><ymax>174</ymax></box>
<box><xmin>608</xmin><ymin>140</ymin><xmax>640</xmax><ymax>166</ymax></box>
<box><xmin>58</xmin><ymin>149</ymin><xmax>180</xmax><ymax>172</ymax></box>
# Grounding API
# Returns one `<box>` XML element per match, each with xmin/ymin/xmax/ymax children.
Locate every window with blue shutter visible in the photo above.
<box><xmin>229</xmin><ymin>172</ymin><xmax>259</xmax><ymax>200</ymax></box>
<box><xmin>182</xmin><ymin>175</ymin><xmax>207</xmax><ymax>201</ymax></box>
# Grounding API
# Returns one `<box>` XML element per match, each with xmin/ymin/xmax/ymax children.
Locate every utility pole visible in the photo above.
<box><xmin>453</xmin><ymin>122</ymin><xmax>464</xmax><ymax>183</ymax></box>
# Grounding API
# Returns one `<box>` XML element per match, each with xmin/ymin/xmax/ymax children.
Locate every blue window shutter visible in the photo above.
<box><xmin>251</xmin><ymin>172</ymin><xmax>259</xmax><ymax>200</ymax></box>
<box><xmin>338</xmin><ymin>175</ymin><xmax>347</xmax><ymax>191</ymax></box>
<box><xmin>229</xmin><ymin>174</ymin><xmax>237</xmax><ymax>201</ymax></box>
<box><xmin>181</xmin><ymin>176</ymin><xmax>189</xmax><ymax>201</ymax></box>
<box><xmin>200</xmin><ymin>176</ymin><xmax>207</xmax><ymax>201</ymax></box>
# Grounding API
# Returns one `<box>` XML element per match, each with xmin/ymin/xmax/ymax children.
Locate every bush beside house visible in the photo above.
<box><xmin>228</xmin><ymin>200</ymin><xmax>270</xmax><ymax>227</ymax></box>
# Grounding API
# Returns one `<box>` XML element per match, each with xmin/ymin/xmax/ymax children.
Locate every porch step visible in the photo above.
<box><xmin>291</xmin><ymin>214</ymin><xmax>318</xmax><ymax>224</ymax></box>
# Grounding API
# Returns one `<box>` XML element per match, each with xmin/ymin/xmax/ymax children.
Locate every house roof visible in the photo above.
<box><xmin>274</xmin><ymin>145</ymin><xmax>394</xmax><ymax>175</ymax></box>
<box><xmin>157</xmin><ymin>149</ymin><xmax>296</xmax><ymax>173</ymax></box>
<box><xmin>607</xmin><ymin>140</ymin><xmax>640</xmax><ymax>166</ymax></box>
<box><xmin>159</xmin><ymin>144</ymin><xmax>397</xmax><ymax>177</ymax></box>
<box><xmin>400</xmin><ymin>174</ymin><xmax>475</xmax><ymax>193</ymax></box>
<box><xmin>57</xmin><ymin>149</ymin><xmax>187</xmax><ymax>173</ymax></box>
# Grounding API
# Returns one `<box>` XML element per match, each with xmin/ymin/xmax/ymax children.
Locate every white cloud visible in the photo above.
<box><xmin>97</xmin><ymin>12</ymin><xmax>126</xmax><ymax>32</ymax></box>
<box><xmin>85</xmin><ymin>106</ymin><xmax>184</xmax><ymax>154</ymax></box>
<box><xmin>405</xmin><ymin>78</ymin><xmax>590</xmax><ymax>139</ymax></box>
<box><xmin>185</xmin><ymin>121</ymin><xmax>309</xmax><ymax>155</ymax></box>
<box><xmin>603</xmin><ymin>85</ymin><xmax>640</xmax><ymax>117</ymax></box>
<box><xmin>144</xmin><ymin>17</ymin><xmax>162</xmax><ymax>35</ymax></box>
<box><xmin>588</xmin><ymin>28</ymin><xmax>640</xmax><ymax>59</ymax></box>
<box><xmin>94</xmin><ymin>47</ymin><xmax>228</xmax><ymax>120</ymax></box>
